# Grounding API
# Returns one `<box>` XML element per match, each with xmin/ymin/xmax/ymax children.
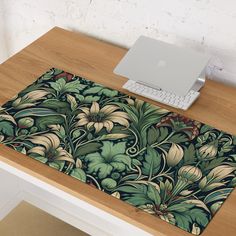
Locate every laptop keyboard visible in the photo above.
<box><xmin>122</xmin><ymin>80</ymin><xmax>200</xmax><ymax>110</ymax></box>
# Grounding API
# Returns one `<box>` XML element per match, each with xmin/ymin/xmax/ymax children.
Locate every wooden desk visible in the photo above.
<box><xmin>0</xmin><ymin>27</ymin><xmax>236</xmax><ymax>236</ymax></box>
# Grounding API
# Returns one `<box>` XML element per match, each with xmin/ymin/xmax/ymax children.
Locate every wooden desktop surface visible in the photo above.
<box><xmin>0</xmin><ymin>27</ymin><xmax>235</xmax><ymax>236</ymax></box>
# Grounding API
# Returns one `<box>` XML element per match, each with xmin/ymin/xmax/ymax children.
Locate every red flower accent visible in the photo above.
<box><xmin>18</xmin><ymin>125</ymin><xmax>27</xmax><ymax>129</ymax></box>
<box><xmin>156</xmin><ymin>113</ymin><xmax>201</xmax><ymax>140</ymax></box>
<box><xmin>54</xmin><ymin>72</ymin><xmax>73</xmax><ymax>81</ymax></box>
<box><xmin>12</xmin><ymin>143</ymin><xmax>20</xmax><ymax>147</ymax></box>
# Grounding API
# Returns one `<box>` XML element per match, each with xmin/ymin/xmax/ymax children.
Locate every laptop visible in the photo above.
<box><xmin>114</xmin><ymin>36</ymin><xmax>210</xmax><ymax>96</ymax></box>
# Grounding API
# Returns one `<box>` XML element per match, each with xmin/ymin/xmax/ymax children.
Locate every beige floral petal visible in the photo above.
<box><xmin>25</xmin><ymin>90</ymin><xmax>49</xmax><ymax>100</ymax></box>
<box><xmin>207</xmin><ymin>165</ymin><xmax>235</xmax><ymax>181</ymax></box>
<box><xmin>44</xmin><ymin>133</ymin><xmax>60</xmax><ymax>149</ymax></box>
<box><xmin>111</xmin><ymin>191</ymin><xmax>120</xmax><ymax>199</ymax></box>
<box><xmin>79</xmin><ymin>107</ymin><xmax>90</xmax><ymax>115</ymax></box>
<box><xmin>94</xmin><ymin>122</ymin><xmax>104</xmax><ymax>133</ymax></box>
<box><xmin>100</xmin><ymin>105</ymin><xmax>119</xmax><ymax>114</ymax></box>
<box><xmin>57</xmin><ymin>147</ymin><xmax>74</xmax><ymax>161</ymax></box>
<box><xmin>29</xmin><ymin>135</ymin><xmax>51</xmax><ymax>150</ymax></box>
<box><xmin>90</xmin><ymin>102</ymin><xmax>100</xmax><ymax>113</ymax></box>
<box><xmin>56</xmin><ymin>156</ymin><xmax>75</xmax><ymax>163</ymax></box>
<box><xmin>108</xmin><ymin>117</ymin><xmax>129</xmax><ymax>127</ymax></box>
<box><xmin>0</xmin><ymin>135</ymin><xmax>4</xmax><ymax>143</ymax></box>
<box><xmin>125</xmin><ymin>98</ymin><xmax>135</xmax><ymax>105</ymax></box>
<box><xmin>135</xmin><ymin>99</ymin><xmax>144</xmax><ymax>109</ymax></box>
<box><xmin>48</xmin><ymin>124</ymin><xmax>60</xmax><ymax>131</ymax></box>
<box><xmin>12</xmin><ymin>97</ymin><xmax>21</xmax><ymax>107</ymax></box>
<box><xmin>77</xmin><ymin>113</ymin><xmax>87</xmax><ymax>119</ymax></box>
<box><xmin>77</xmin><ymin>117</ymin><xmax>89</xmax><ymax>126</ymax></box>
<box><xmin>17</xmin><ymin>103</ymin><xmax>36</xmax><ymax>109</ymax></box>
<box><xmin>0</xmin><ymin>114</ymin><xmax>17</xmax><ymax>125</ymax></box>
<box><xmin>156</xmin><ymin>108</ymin><xmax>169</xmax><ymax>115</ymax></box>
<box><xmin>29</xmin><ymin>133</ymin><xmax>60</xmax><ymax>151</ymax></box>
<box><xmin>108</xmin><ymin>111</ymin><xmax>129</xmax><ymax>119</ymax></box>
<box><xmin>28</xmin><ymin>146</ymin><xmax>46</xmax><ymax>156</ymax></box>
<box><xmin>87</xmin><ymin>121</ymin><xmax>95</xmax><ymax>129</ymax></box>
<box><xmin>103</xmin><ymin>120</ymin><xmax>114</xmax><ymax>132</ymax></box>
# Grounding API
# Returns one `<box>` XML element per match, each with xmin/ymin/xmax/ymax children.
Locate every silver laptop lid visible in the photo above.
<box><xmin>114</xmin><ymin>36</ymin><xmax>210</xmax><ymax>96</ymax></box>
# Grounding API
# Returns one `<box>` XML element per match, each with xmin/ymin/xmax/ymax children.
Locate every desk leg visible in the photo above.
<box><xmin>0</xmin><ymin>168</ymin><xmax>23</xmax><ymax>220</ymax></box>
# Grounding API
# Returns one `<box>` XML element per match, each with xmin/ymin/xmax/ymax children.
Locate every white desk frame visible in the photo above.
<box><xmin>0</xmin><ymin>160</ymin><xmax>151</xmax><ymax>236</ymax></box>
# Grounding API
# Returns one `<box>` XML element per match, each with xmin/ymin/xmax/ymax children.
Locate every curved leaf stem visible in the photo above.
<box><xmin>64</xmin><ymin>116</ymin><xmax>75</xmax><ymax>156</ymax></box>
<box><xmin>5</xmin><ymin>141</ymin><xmax>32</xmax><ymax>149</ymax></box>
<box><xmin>102</xmin><ymin>95</ymin><xmax>128</xmax><ymax>106</ymax></box>
<box><xmin>151</xmin><ymin>167</ymin><xmax>172</xmax><ymax>182</ymax></box>
<box><xmin>125</xmin><ymin>180</ymin><xmax>152</xmax><ymax>185</ymax></box>
<box><xmin>87</xmin><ymin>174</ymin><xmax>101</xmax><ymax>190</ymax></box>
<box><xmin>3</xmin><ymin>130</ymin><xmax>50</xmax><ymax>145</ymax></box>
<box><xmin>151</xmin><ymin>131</ymin><xmax>175</xmax><ymax>149</ymax></box>
<box><xmin>74</xmin><ymin>130</ymin><xmax>87</xmax><ymax>144</ymax></box>
<box><xmin>126</xmin><ymin>128</ymin><xmax>140</xmax><ymax>157</ymax></box>
<box><xmin>75</xmin><ymin>138</ymin><xmax>99</xmax><ymax>152</ymax></box>
<box><xmin>65</xmin><ymin>163</ymin><xmax>74</xmax><ymax>174</ymax></box>
<box><xmin>128</xmin><ymin>131</ymin><xmax>176</xmax><ymax>157</ymax></box>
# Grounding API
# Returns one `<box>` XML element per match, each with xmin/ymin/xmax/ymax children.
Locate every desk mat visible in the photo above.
<box><xmin>0</xmin><ymin>68</ymin><xmax>235</xmax><ymax>235</ymax></box>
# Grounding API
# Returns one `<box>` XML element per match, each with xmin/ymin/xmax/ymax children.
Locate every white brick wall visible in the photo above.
<box><xmin>1</xmin><ymin>0</ymin><xmax>236</xmax><ymax>85</ymax></box>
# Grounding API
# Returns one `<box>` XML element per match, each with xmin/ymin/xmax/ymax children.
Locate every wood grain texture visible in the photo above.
<box><xmin>0</xmin><ymin>27</ymin><xmax>235</xmax><ymax>236</ymax></box>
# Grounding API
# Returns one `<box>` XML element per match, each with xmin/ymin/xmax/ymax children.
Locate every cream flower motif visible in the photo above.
<box><xmin>0</xmin><ymin>108</ymin><xmax>17</xmax><ymax>125</ymax></box>
<box><xmin>199</xmin><ymin>141</ymin><xmax>218</xmax><ymax>159</ymax></box>
<box><xmin>28</xmin><ymin>133</ymin><xmax>74</xmax><ymax>164</ymax></box>
<box><xmin>178</xmin><ymin>165</ymin><xmax>202</xmax><ymax>183</ymax></box>
<box><xmin>12</xmin><ymin>90</ymin><xmax>49</xmax><ymax>109</ymax></box>
<box><xmin>170</xmin><ymin>166</ymin><xmax>202</xmax><ymax>198</ymax></box>
<box><xmin>76</xmin><ymin>102</ymin><xmax>129</xmax><ymax>133</ymax></box>
<box><xmin>138</xmin><ymin>204</ymin><xmax>176</xmax><ymax>224</ymax></box>
<box><xmin>166</xmin><ymin>143</ymin><xmax>184</xmax><ymax>167</ymax></box>
<box><xmin>199</xmin><ymin>165</ymin><xmax>235</xmax><ymax>191</ymax></box>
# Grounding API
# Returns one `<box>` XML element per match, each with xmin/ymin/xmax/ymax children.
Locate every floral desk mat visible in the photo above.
<box><xmin>0</xmin><ymin>68</ymin><xmax>235</xmax><ymax>235</ymax></box>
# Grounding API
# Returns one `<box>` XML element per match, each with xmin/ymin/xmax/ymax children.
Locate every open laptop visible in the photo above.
<box><xmin>113</xmin><ymin>36</ymin><xmax>210</xmax><ymax>110</ymax></box>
